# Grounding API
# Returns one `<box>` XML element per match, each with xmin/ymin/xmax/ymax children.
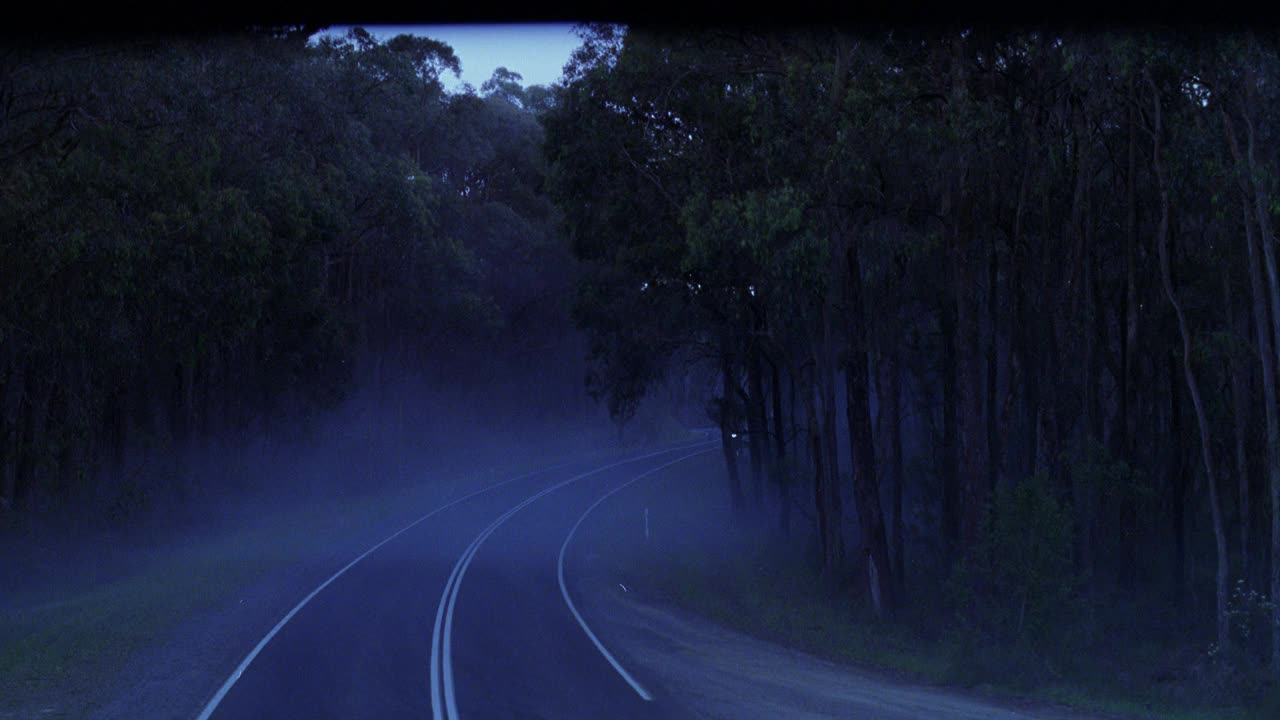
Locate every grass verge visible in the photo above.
<box><xmin>572</xmin><ymin>455</ymin><xmax>1275</xmax><ymax>720</ymax></box>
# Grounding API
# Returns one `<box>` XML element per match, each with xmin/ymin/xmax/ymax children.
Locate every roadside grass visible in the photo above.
<box><xmin>573</xmin><ymin>457</ymin><xmax>1272</xmax><ymax>720</ymax></box>
<box><xmin>0</xmin><ymin>442</ymin><xmax>628</xmax><ymax>717</ymax></box>
<box><xmin>1</xmin><ymin>477</ymin><xmax>443</xmax><ymax>715</ymax></box>
<box><xmin>1</xmin><ymin>537</ymin><xmax>260</xmax><ymax>711</ymax></box>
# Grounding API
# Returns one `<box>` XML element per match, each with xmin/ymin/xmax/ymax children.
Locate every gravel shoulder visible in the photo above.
<box><xmin>565</xmin><ymin>453</ymin><xmax>1122</xmax><ymax>720</ymax></box>
<box><xmin>583</xmin><ymin>587</ymin><xmax>1103</xmax><ymax>720</ymax></box>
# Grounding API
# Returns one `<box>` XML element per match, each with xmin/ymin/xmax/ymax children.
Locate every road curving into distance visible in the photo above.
<box><xmin>196</xmin><ymin>433</ymin><xmax>1103</xmax><ymax>720</ymax></box>
<box><xmin>197</xmin><ymin>439</ymin><xmax>714</xmax><ymax>720</ymax></box>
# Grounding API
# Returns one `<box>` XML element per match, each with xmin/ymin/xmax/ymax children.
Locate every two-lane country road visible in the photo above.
<box><xmin>197</xmin><ymin>441</ymin><xmax>716</xmax><ymax>720</ymax></box>
<box><xmin>194</xmin><ymin>437</ymin><xmax>1107</xmax><ymax>720</ymax></box>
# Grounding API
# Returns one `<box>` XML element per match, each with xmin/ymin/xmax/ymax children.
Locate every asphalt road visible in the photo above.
<box><xmin>196</xmin><ymin>438</ymin><xmax>1101</xmax><ymax>720</ymax></box>
<box><xmin>198</xmin><ymin>441</ymin><xmax>716</xmax><ymax>720</ymax></box>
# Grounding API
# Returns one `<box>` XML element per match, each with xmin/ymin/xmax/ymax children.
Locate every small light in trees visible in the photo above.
<box><xmin>748</xmin><ymin>285</ymin><xmax>756</xmax><ymax>297</ymax></box>
<box><xmin>640</xmin><ymin>281</ymin><xmax>649</xmax><ymax>291</ymax></box>
<box><xmin>1182</xmin><ymin>77</ymin><xmax>1211</xmax><ymax>108</ymax></box>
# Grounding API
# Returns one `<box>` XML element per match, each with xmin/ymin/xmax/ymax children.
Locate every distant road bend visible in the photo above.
<box><xmin>195</xmin><ymin>437</ymin><xmax>1097</xmax><ymax>720</ymax></box>
<box><xmin>196</xmin><ymin>441</ymin><xmax>714</xmax><ymax>719</ymax></box>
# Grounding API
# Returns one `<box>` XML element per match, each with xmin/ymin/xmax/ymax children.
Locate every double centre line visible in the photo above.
<box><xmin>428</xmin><ymin>441</ymin><xmax>716</xmax><ymax>720</ymax></box>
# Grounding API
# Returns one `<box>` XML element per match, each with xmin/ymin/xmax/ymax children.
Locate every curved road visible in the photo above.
<box><xmin>195</xmin><ymin>438</ymin><xmax>1094</xmax><ymax>720</ymax></box>
<box><xmin>198</xmin><ymin>441</ymin><xmax>715</xmax><ymax>720</ymax></box>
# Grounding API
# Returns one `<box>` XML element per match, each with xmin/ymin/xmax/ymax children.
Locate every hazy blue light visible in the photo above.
<box><xmin>321</xmin><ymin>24</ymin><xmax>581</xmax><ymax>92</ymax></box>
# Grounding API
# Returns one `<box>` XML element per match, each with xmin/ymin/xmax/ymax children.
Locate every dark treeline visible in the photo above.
<box><xmin>0</xmin><ymin>28</ymin><xmax>585</xmax><ymax>523</ymax></box>
<box><xmin>7</xmin><ymin>21</ymin><xmax>1280</xmax><ymax>708</ymax></box>
<box><xmin>544</xmin><ymin>25</ymin><xmax>1280</xmax><ymax>694</ymax></box>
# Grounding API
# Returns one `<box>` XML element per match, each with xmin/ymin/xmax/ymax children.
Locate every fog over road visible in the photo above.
<box><xmin>195</xmin><ymin>439</ymin><xmax>1099</xmax><ymax>720</ymax></box>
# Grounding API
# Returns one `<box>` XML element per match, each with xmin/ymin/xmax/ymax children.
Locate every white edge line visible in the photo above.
<box><xmin>431</xmin><ymin>441</ymin><xmax>717</xmax><ymax>720</ymax></box>
<box><xmin>556</xmin><ymin>448</ymin><xmax>715</xmax><ymax>703</ymax></box>
<box><xmin>195</xmin><ymin>458</ymin><xmax>586</xmax><ymax>720</ymax></box>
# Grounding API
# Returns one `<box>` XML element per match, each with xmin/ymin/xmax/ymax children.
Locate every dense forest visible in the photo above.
<box><xmin>0</xmin><ymin>27</ymin><xmax>593</xmax><ymax>525</ymax></box>
<box><xmin>545</xmin><ymin>25</ymin><xmax>1280</xmax><ymax>698</ymax></box>
<box><xmin>5</xmin><ymin>23</ymin><xmax>1280</xmax><ymax>710</ymax></box>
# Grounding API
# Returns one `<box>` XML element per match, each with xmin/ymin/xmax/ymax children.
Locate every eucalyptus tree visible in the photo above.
<box><xmin>0</xmin><ymin>27</ymin><xmax>572</xmax><ymax>516</ymax></box>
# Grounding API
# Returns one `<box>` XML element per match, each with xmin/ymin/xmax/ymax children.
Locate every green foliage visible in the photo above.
<box><xmin>1223</xmin><ymin>579</ymin><xmax>1277</xmax><ymax>666</ymax></box>
<box><xmin>0</xmin><ymin>28</ymin><xmax>571</xmax><ymax>513</ymax></box>
<box><xmin>1069</xmin><ymin>439</ymin><xmax>1154</xmax><ymax>511</ymax></box>
<box><xmin>951</xmin><ymin>473</ymin><xmax>1077</xmax><ymax>648</ymax></box>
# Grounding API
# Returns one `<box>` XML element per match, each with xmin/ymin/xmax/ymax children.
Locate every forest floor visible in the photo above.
<box><xmin>568</xmin><ymin>453</ymin><xmax>1278</xmax><ymax>720</ymax></box>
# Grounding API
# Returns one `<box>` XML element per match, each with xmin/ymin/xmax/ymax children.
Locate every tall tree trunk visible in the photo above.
<box><xmin>883</xmin><ymin>353</ymin><xmax>906</xmax><ymax>595</ymax></box>
<box><xmin>770</xmin><ymin>356</ymin><xmax>789</xmax><ymax>536</ymax></box>
<box><xmin>953</xmin><ymin>196</ymin><xmax>987</xmax><ymax>555</ymax></box>
<box><xmin>789</xmin><ymin>366</ymin><xmax>798</xmax><ymax>470</ymax></box>
<box><xmin>1117</xmin><ymin>72</ymin><xmax>1140</xmax><ymax>587</ymax></box>
<box><xmin>844</xmin><ymin>238</ymin><xmax>894</xmax><ymax>614</ymax></box>
<box><xmin>1</xmin><ymin>362</ymin><xmax>26</xmax><ymax>511</ymax></box>
<box><xmin>942</xmin><ymin>32</ymin><xmax>987</xmax><ymax>558</ymax></box>
<box><xmin>809</xmin><ymin>386</ymin><xmax>830</xmax><ymax>574</ymax></box>
<box><xmin>181</xmin><ymin>357</ymin><xmax>196</xmax><ymax>461</ymax></box>
<box><xmin>720</xmin><ymin>347</ymin><xmax>744</xmax><ymax>512</ymax></box>
<box><xmin>987</xmin><ymin>235</ymin><xmax>1001</xmax><ymax>496</ymax></box>
<box><xmin>1223</xmin><ymin>100</ymin><xmax>1280</xmax><ymax>669</ymax></box>
<box><xmin>747</xmin><ymin>337</ymin><xmax>769</xmax><ymax>507</ymax></box>
<box><xmin>21</xmin><ymin>375</ymin><xmax>54</xmax><ymax>510</ymax></box>
<box><xmin>940</xmin><ymin>298</ymin><xmax>960</xmax><ymax>567</ymax></box>
<box><xmin>1169</xmin><ymin>351</ymin><xmax>1188</xmax><ymax>605</ymax></box>
<box><xmin>1006</xmin><ymin>114</ymin><xmax>1034</xmax><ymax>490</ymax></box>
<box><xmin>1227</xmin><ymin>267</ymin><xmax>1251</xmax><ymax>582</ymax></box>
<box><xmin>1238</xmin><ymin>77</ymin><xmax>1280</xmax><ymax>671</ymax></box>
<box><xmin>1150</xmin><ymin>77</ymin><xmax>1229</xmax><ymax>656</ymax></box>
<box><xmin>818</xmin><ymin>295</ymin><xmax>844</xmax><ymax>577</ymax></box>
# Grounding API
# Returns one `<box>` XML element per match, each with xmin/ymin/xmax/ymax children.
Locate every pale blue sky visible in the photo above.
<box><xmin>320</xmin><ymin>24</ymin><xmax>582</xmax><ymax>92</ymax></box>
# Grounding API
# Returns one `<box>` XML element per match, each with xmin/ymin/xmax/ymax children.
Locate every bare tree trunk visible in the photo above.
<box><xmin>986</xmin><ymin>235</ymin><xmax>1001</xmax><ymax>497</ymax></box>
<box><xmin>1150</xmin><ymin>77</ymin><xmax>1229</xmax><ymax>656</ymax></box>
<box><xmin>953</xmin><ymin>191</ymin><xmax>987</xmax><ymax>555</ymax></box>
<box><xmin>844</xmin><ymin>237</ymin><xmax>894</xmax><ymax>614</ymax></box>
<box><xmin>1169</xmin><ymin>352</ymin><xmax>1188</xmax><ymax>604</ymax></box>
<box><xmin>770</xmin><ymin>356</ymin><xmax>790</xmax><ymax>536</ymax></box>
<box><xmin>720</xmin><ymin>347</ymin><xmax>744</xmax><ymax>512</ymax></box>
<box><xmin>809</xmin><ymin>389</ymin><xmax>830</xmax><ymax>573</ymax></box>
<box><xmin>883</xmin><ymin>353</ymin><xmax>905</xmax><ymax>595</ymax></box>
<box><xmin>1225</xmin><ymin>98</ymin><xmax>1280</xmax><ymax>669</ymax></box>
<box><xmin>1226</xmin><ymin>268</ymin><xmax>1251</xmax><ymax>581</ymax></box>
<box><xmin>1117</xmin><ymin>72</ymin><xmax>1140</xmax><ymax>587</ymax></box>
<box><xmin>940</xmin><ymin>299</ymin><xmax>960</xmax><ymax>567</ymax></box>
<box><xmin>1</xmin><ymin>362</ymin><xmax>26</xmax><ymax>511</ymax></box>
<box><xmin>1239</xmin><ymin>76</ymin><xmax>1280</xmax><ymax>671</ymax></box>
<box><xmin>817</xmin><ymin>296</ymin><xmax>844</xmax><ymax>577</ymax></box>
<box><xmin>22</xmin><ymin>375</ymin><xmax>53</xmax><ymax>510</ymax></box>
<box><xmin>747</xmin><ymin>339</ymin><xmax>768</xmax><ymax>507</ymax></box>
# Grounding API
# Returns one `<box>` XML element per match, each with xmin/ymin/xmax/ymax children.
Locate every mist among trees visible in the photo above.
<box><xmin>546</xmin><ymin>25</ymin><xmax>1280</xmax><ymax>701</ymax></box>
<box><xmin>0</xmin><ymin>27</ymin><xmax>597</xmax><ymax>522</ymax></box>
<box><xmin>5</xmin><ymin>23</ymin><xmax>1280</xmax><ymax>714</ymax></box>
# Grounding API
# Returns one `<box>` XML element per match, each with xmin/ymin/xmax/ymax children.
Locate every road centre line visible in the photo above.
<box><xmin>196</xmin><ymin>456</ymin><xmax>587</xmax><ymax>720</ymax></box>
<box><xmin>429</xmin><ymin>441</ymin><xmax>717</xmax><ymax>720</ymax></box>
